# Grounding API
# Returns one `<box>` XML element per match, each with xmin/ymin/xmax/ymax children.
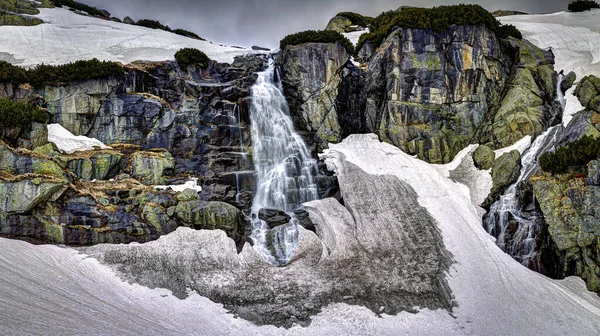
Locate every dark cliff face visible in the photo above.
<box><xmin>278</xmin><ymin>24</ymin><xmax>561</xmax><ymax>164</ymax></box>
<box><xmin>0</xmin><ymin>55</ymin><xmax>268</xmax><ymax>246</ymax></box>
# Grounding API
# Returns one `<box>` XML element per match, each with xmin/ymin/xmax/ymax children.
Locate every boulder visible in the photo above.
<box><xmin>123</xmin><ymin>16</ymin><xmax>135</xmax><ymax>24</ymax></box>
<box><xmin>174</xmin><ymin>200</ymin><xmax>243</xmax><ymax>238</ymax></box>
<box><xmin>484</xmin><ymin>150</ymin><xmax>521</xmax><ymax>207</ymax></box>
<box><xmin>258</xmin><ymin>208</ymin><xmax>291</xmax><ymax>228</ymax></box>
<box><xmin>473</xmin><ymin>145</ymin><xmax>496</xmax><ymax>170</ymax></box>
<box><xmin>176</xmin><ymin>188</ymin><xmax>200</xmax><ymax>201</ymax></box>
<box><xmin>0</xmin><ymin>177</ymin><xmax>66</xmax><ymax>214</ymax></box>
<box><xmin>130</xmin><ymin>151</ymin><xmax>175</xmax><ymax>185</ymax></box>
<box><xmin>325</xmin><ymin>15</ymin><xmax>353</xmax><ymax>33</ymax></box>
<box><xmin>561</xmin><ymin>71</ymin><xmax>577</xmax><ymax>94</ymax></box>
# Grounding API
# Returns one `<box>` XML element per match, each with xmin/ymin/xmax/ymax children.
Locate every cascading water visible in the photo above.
<box><xmin>484</xmin><ymin>73</ymin><xmax>566</xmax><ymax>268</ymax></box>
<box><xmin>249</xmin><ymin>61</ymin><xmax>319</xmax><ymax>265</ymax></box>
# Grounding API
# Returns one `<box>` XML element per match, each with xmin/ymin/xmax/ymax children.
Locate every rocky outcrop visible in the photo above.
<box><xmin>0</xmin><ymin>54</ymin><xmax>272</xmax><ymax>245</ymax></box>
<box><xmin>280</xmin><ymin>25</ymin><xmax>560</xmax><ymax>163</ymax></box>
<box><xmin>324</xmin><ymin>15</ymin><xmax>365</xmax><ymax>33</ymax></box>
<box><xmin>82</xmin><ymin>138</ymin><xmax>453</xmax><ymax>327</ymax></box>
<box><xmin>473</xmin><ymin>145</ymin><xmax>495</xmax><ymax>170</ymax></box>
<box><xmin>532</xmin><ymin>165</ymin><xmax>600</xmax><ymax>291</ymax></box>
<box><xmin>278</xmin><ymin>43</ymin><xmax>349</xmax><ymax>152</ymax></box>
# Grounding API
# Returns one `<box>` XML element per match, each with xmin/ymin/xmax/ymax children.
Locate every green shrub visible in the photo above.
<box><xmin>51</xmin><ymin>0</ymin><xmax>106</xmax><ymax>17</ymax></box>
<box><xmin>335</xmin><ymin>12</ymin><xmax>373</xmax><ymax>27</ymax></box>
<box><xmin>356</xmin><ymin>5</ymin><xmax>522</xmax><ymax>54</ymax></box>
<box><xmin>0</xmin><ymin>59</ymin><xmax>123</xmax><ymax>87</ymax></box>
<box><xmin>0</xmin><ymin>13</ymin><xmax>44</xmax><ymax>26</ymax></box>
<box><xmin>498</xmin><ymin>24</ymin><xmax>523</xmax><ymax>39</ymax></box>
<box><xmin>27</xmin><ymin>59</ymin><xmax>124</xmax><ymax>87</ymax></box>
<box><xmin>175</xmin><ymin>48</ymin><xmax>210</xmax><ymax>69</ymax></box>
<box><xmin>539</xmin><ymin>135</ymin><xmax>600</xmax><ymax>174</ymax></box>
<box><xmin>0</xmin><ymin>98</ymin><xmax>49</xmax><ymax>129</ymax></box>
<box><xmin>136</xmin><ymin>19</ymin><xmax>172</xmax><ymax>31</ymax></box>
<box><xmin>0</xmin><ymin>61</ymin><xmax>29</xmax><ymax>85</ymax></box>
<box><xmin>173</xmin><ymin>29</ymin><xmax>205</xmax><ymax>40</ymax></box>
<box><xmin>280</xmin><ymin>30</ymin><xmax>354</xmax><ymax>54</ymax></box>
<box><xmin>568</xmin><ymin>0</ymin><xmax>600</xmax><ymax>12</ymax></box>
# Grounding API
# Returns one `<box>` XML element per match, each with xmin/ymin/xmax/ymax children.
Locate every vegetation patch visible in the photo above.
<box><xmin>568</xmin><ymin>0</ymin><xmax>600</xmax><ymax>12</ymax></box>
<box><xmin>356</xmin><ymin>5</ymin><xmax>522</xmax><ymax>54</ymax></box>
<box><xmin>0</xmin><ymin>59</ymin><xmax>123</xmax><ymax>87</ymax></box>
<box><xmin>174</xmin><ymin>48</ymin><xmax>211</xmax><ymax>69</ymax></box>
<box><xmin>0</xmin><ymin>13</ymin><xmax>43</xmax><ymax>26</ymax></box>
<box><xmin>50</xmin><ymin>0</ymin><xmax>107</xmax><ymax>18</ymax></box>
<box><xmin>539</xmin><ymin>135</ymin><xmax>600</xmax><ymax>174</ymax></box>
<box><xmin>280</xmin><ymin>30</ymin><xmax>354</xmax><ymax>54</ymax></box>
<box><xmin>335</xmin><ymin>12</ymin><xmax>373</xmax><ymax>27</ymax></box>
<box><xmin>0</xmin><ymin>98</ymin><xmax>49</xmax><ymax>129</ymax></box>
<box><xmin>173</xmin><ymin>29</ymin><xmax>205</xmax><ymax>40</ymax></box>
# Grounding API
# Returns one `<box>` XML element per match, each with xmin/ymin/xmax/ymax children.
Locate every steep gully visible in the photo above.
<box><xmin>485</xmin><ymin>74</ymin><xmax>566</xmax><ymax>270</ymax></box>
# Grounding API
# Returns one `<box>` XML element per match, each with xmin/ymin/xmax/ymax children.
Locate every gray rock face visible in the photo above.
<box><xmin>279</xmin><ymin>42</ymin><xmax>349</xmax><ymax>152</ymax></box>
<box><xmin>279</xmin><ymin>25</ymin><xmax>559</xmax><ymax>164</ymax></box>
<box><xmin>82</xmin><ymin>151</ymin><xmax>453</xmax><ymax>328</ymax></box>
<box><xmin>561</xmin><ymin>71</ymin><xmax>577</xmax><ymax>94</ymax></box>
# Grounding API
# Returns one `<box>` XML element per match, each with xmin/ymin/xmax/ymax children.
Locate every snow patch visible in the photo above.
<box><xmin>154</xmin><ymin>178</ymin><xmax>202</xmax><ymax>192</ymax></box>
<box><xmin>0</xmin><ymin>7</ymin><xmax>258</xmax><ymax>67</ymax></box>
<box><xmin>494</xmin><ymin>135</ymin><xmax>532</xmax><ymax>157</ymax></box>
<box><xmin>342</xmin><ymin>28</ymin><xmax>368</xmax><ymax>47</ymax></box>
<box><xmin>47</xmin><ymin>124</ymin><xmax>110</xmax><ymax>154</ymax></box>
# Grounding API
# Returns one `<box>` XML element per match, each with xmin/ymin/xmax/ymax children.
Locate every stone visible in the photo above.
<box><xmin>123</xmin><ymin>16</ymin><xmax>135</xmax><ymax>24</ymax></box>
<box><xmin>325</xmin><ymin>15</ymin><xmax>354</xmax><ymax>33</ymax></box>
<box><xmin>258</xmin><ymin>208</ymin><xmax>291</xmax><ymax>228</ymax></box>
<box><xmin>561</xmin><ymin>71</ymin><xmax>577</xmax><ymax>94</ymax></box>
<box><xmin>174</xmin><ymin>200</ymin><xmax>243</xmax><ymax>238</ymax></box>
<box><xmin>484</xmin><ymin>150</ymin><xmax>522</xmax><ymax>207</ymax></box>
<box><xmin>574</xmin><ymin>75</ymin><xmax>600</xmax><ymax>110</ymax></box>
<box><xmin>0</xmin><ymin>177</ymin><xmax>65</xmax><ymax>214</ymax></box>
<box><xmin>473</xmin><ymin>145</ymin><xmax>496</xmax><ymax>170</ymax></box>
<box><xmin>176</xmin><ymin>188</ymin><xmax>200</xmax><ymax>202</ymax></box>
<box><xmin>130</xmin><ymin>151</ymin><xmax>175</xmax><ymax>185</ymax></box>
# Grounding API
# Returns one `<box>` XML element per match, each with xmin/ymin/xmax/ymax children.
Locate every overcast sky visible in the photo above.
<box><xmin>82</xmin><ymin>0</ymin><xmax>571</xmax><ymax>49</ymax></box>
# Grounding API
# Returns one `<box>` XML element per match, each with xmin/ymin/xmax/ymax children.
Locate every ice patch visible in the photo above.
<box><xmin>47</xmin><ymin>123</ymin><xmax>110</xmax><ymax>154</ymax></box>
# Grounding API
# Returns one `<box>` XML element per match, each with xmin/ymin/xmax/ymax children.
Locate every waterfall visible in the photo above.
<box><xmin>249</xmin><ymin>62</ymin><xmax>319</xmax><ymax>265</ymax></box>
<box><xmin>484</xmin><ymin>74</ymin><xmax>566</xmax><ymax>268</ymax></box>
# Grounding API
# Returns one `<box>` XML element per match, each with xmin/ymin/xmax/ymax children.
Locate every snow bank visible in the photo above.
<box><xmin>154</xmin><ymin>178</ymin><xmax>202</xmax><ymax>192</ymax></box>
<box><xmin>0</xmin><ymin>7</ymin><xmax>258</xmax><ymax>67</ymax></box>
<box><xmin>321</xmin><ymin>134</ymin><xmax>600</xmax><ymax>335</ymax></box>
<box><xmin>47</xmin><ymin>123</ymin><xmax>110</xmax><ymax>154</ymax></box>
<box><xmin>342</xmin><ymin>28</ymin><xmax>368</xmax><ymax>47</ymax></box>
<box><xmin>501</xmin><ymin>10</ymin><xmax>600</xmax><ymax>126</ymax></box>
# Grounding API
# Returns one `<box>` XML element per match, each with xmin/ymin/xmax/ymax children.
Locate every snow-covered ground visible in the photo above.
<box><xmin>47</xmin><ymin>123</ymin><xmax>110</xmax><ymax>154</ymax></box>
<box><xmin>154</xmin><ymin>178</ymin><xmax>202</xmax><ymax>192</ymax></box>
<box><xmin>0</xmin><ymin>7</ymin><xmax>258</xmax><ymax>67</ymax></box>
<box><xmin>2</xmin><ymin>134</ymin><xmax>600</xmax><ymax>335</ymax></box>
<box><xmin>501</xmin><ymin>10</ymin><xmax>600</xmax><ymax>125</ymax></box>
<box><xmin>342</xmin><ymin>28</ymin><xmax>368</xmax><ymax>47</ymax></box>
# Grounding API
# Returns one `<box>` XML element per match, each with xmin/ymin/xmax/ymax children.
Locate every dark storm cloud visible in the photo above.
<box><xmin>82</xmin><ymin>0</ymin><xmax>571</xmax><ymax>49</ymax></box>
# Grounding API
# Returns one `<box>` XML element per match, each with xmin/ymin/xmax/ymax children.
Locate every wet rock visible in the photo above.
<box><xmin>258</xmin><ymin>208</ymin><xmax>291</xmax><ymax>228</ymax></box>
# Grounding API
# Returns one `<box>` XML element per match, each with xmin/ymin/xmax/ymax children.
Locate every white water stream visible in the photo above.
<box><xmin>249</xmin><ymin>62</ymin><xmax>319</xmax><ymax>265</ymax></box>
<box><xmin>484</xmin><ymin>74</ymin><xmax>566</xmax><ymax>267</ymax></box>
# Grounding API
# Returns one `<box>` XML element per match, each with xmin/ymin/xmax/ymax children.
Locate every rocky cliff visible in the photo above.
<box><xmin>278</xmin><ymin>24</ymin><xmax>561</xmax><ymax>163</ymax></box>
<box><xmin>0</xmin><ymin>55</ymin><xmax>269</xmax><ymax>245</ymax></box>
<box><xmin>530</xmin><ymin>76</ymin><xmax>600</xmax><ymax>291</ymax></box>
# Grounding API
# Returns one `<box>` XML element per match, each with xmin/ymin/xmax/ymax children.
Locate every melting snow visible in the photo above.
<box><xmin>342</xmin><ymin>28</ymin><xmax>368</xmax><ymax>47</ymax></box>
<box><xmin>0</xmin><ymin>7</ymin><xmax>258</xmax><ymax>67</ymax></box>
<box><xmin>47</xmin><ymin>123</ymin><xmax>110</xmax><ymax>154</ymax></box>
<box><xmin>154</xmin><ymin>178</ymin><xmax>202</xmax><ymax>192</ymax></box>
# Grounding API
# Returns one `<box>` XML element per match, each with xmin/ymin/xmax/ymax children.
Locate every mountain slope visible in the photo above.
<box><xmin>0</xmin><ymin>7</ymin><xmax>256</xmax><ymax>67</ymax></box>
